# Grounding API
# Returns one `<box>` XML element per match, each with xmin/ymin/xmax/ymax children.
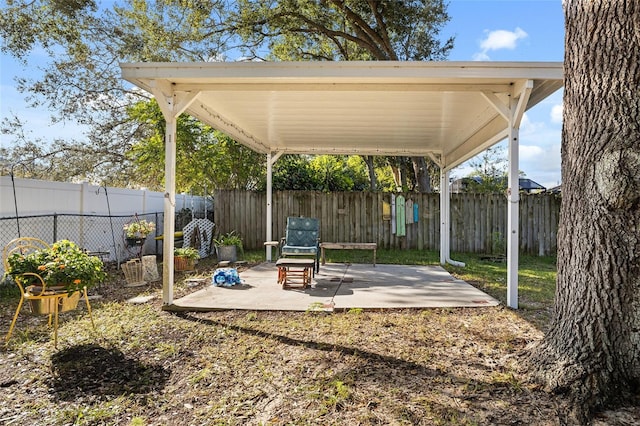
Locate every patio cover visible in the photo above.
<box><xmin>120</xmin><ymin>61</ymin><xmax>563</xmax><ymax>309</ymax></box>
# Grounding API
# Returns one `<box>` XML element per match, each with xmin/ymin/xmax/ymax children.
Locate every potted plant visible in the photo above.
<box><xmin>213</xmin><ymin>231</ymin><xmax>243</xmax><ymax>262</ymax></box>
<box><xmin>174</xmin><ymin>246</ymin><xmax>200</xmax><ymax>271</ymax></box>
<box><xmin>6</xmin><ymin>240</ymin><xmax>107</xmax><ymax>313</ymax></box>
<box><xmin>123</xmin><ymin>219</ymin><xmax>155</xmax><ymax>246</ymax></box>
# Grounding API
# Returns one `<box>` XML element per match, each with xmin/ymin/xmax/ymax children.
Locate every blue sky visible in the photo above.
<box><xmin>444</xmin><ymin>0</ymin><xmax>564</xmax><ymax>188</ymax></box>
<box><xmin>0</xmin><ymin>0</ymin><xmax>564</xmax><ymax>188</ymax></box>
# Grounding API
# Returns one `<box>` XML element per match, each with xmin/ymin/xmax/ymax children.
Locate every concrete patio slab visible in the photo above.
<box><xmin>166</xmin><ymin>263</ymin><xmax>500</xmax><ymax>312</ymax></box>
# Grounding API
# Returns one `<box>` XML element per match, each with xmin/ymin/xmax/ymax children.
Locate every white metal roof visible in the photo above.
<box><xmin>121</xmin><ymin>61</ymin><xmax>563</xmax><ymax>170</ymax></box>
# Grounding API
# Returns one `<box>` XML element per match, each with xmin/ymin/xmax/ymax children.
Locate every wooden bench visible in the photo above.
<box><xmin>320</xmin><ymin>242</ymin><xmax>377</xmax><ymax>266</ymax></box>
<box><xmin>276</xmin><ymin>258</ymin><xmax>315</xmax><ymax>289</ymax></box>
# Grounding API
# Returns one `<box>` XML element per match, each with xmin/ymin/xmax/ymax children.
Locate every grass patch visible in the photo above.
<box><xmin>442</xmin><ymin>252</ymin><xmax>556</xmax><ymax>328</ymax></box>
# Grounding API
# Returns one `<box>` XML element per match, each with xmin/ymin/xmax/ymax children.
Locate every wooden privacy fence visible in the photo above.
<box><xmin>214</xmin><ymin>190</ymin><xmax>561</xmax><ymax>256</ymax></box>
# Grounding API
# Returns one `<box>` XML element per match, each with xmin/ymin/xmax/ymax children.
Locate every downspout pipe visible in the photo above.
<box><xmin>440</xmin><ymin>168</ymin><xmax>465</xmax><ymax>267</ymax></box>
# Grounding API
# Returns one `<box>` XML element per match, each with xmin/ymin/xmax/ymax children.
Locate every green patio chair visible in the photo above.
<box><xmin>279</xmin><ymin>217</ymin><xmax>320</xmax><ymax>273</ymax></box>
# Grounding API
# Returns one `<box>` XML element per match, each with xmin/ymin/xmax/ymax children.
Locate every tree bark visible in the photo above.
<box><xmin>361</xmin><ymin>155</ymin><xmax>377</xmax><ymax>191</ymax></box>
<box><xmin>528</xmin><ymin>1</ymin><xmax>640</xmax><ymax>422</ymax></box>
<box><xmin>412</xmin><ymin>156</ymin><xmax>431</xmax><ymax>193</ymax></box>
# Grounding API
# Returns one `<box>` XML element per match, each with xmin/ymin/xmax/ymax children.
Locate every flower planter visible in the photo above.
<box><xmin>27</xmin><ymin>284</ymin><xmax>66</xmax><ymax>295</ymax></box>
<box><xmin>125</xmin><ymin>237</ymin><xmax>146</xmax><ymax>247</ymax></box>
<box><xmin>174</xmin><ymin>256</ymin><xmax>196</xmax><ymax>272</ymax></box>
<box><xmin>216</xmin><ymin>245</ymin><xmax>237</xmax><ymax>262</ymax></box>
<box><xmin>28</xmin><ymin>290</ymin><xmax>81</xmax><ymax>315</ymax></box>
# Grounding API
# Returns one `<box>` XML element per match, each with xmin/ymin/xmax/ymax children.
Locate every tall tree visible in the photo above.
<box><xmin>0</xmin><ymin>0</ymin><xmax>228</xmax><ymax>186</ymax></box>
<box><xmin>528</xmin><ymin>1</ymin><xmax>640</xmax><ymax>422</ymax></box>
<box><xmin>229</xmin><ymin>0</ymin><xmax>454</xmax><ymax>192</ymax></box>
<box><xmin>126</xmin><ymin>100</ymin><xmax>265</xmax><ymax>192</ymax></box>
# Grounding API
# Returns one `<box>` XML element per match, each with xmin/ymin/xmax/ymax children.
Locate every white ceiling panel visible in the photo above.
<box><xmin>121</xmin><ymin>61</ymin><xmax>563</xmax><ymax>169</ymax></box>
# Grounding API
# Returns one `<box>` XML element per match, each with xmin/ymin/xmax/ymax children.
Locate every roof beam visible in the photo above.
<box><xmin>121</xmin><ymin>61</ymin><xmax>564</xmax><ymax>81</ymax></box>
<box><xmin>481</xmin><ymin>80</ymin><xmax>534</xmax><ymax>125</ymax></box>
<box><xmin>264</xmin><ymin>146</ymin><xmax>444</xmax><ymax>156</ymax></box>
<box><xmin>427</xmin><ymin>152</ymin><xmax>443</xmax><ymax>169</ymax></box>
<box><xmin>443</xmin><ymin>116</ymin><xmax>509</xmax><ymax>169</ymax></box>
<box><xmin>192</xmin><ymin>105</ymin><xmax>271</xmax><ymax>154</ymax></box>
<box><xmin>171</xmin><ymin>83</ymin><xmax>514</xmax><ymax>93</ymax></box>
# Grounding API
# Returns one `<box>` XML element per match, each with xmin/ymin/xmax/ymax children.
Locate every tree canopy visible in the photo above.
<box><xmin>257</xmin><ymin>154</ymin><xmax>383</xmax><ymax>192</ymax></box>
<box><xmin>1</xmin><ymin>0</ymin><xmax>229</xmax><ymax>190</ymax></box>
<box><xmin>229</xmin><ymin>0</ymin><xmax>453</xmax><ymax>62</ymax></box>
<box><xmin>126</xmin><ymin>100</ymin><xmax>265</xmax><ymax>192</ymax></box>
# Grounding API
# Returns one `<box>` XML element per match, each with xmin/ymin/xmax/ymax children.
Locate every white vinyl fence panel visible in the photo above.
<box><xmin>0</xmin><ymin>177</ymin><xmax>209</xmax><ymax>275</ymax></box>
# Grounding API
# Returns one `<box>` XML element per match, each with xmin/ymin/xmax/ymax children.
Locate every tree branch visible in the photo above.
<box><xmin>367</xmin><ymin>0</ymin><xmax>397</xmax><ymax>60</ymax></box>
<box><xmin>327</xmin><ymin>0</ymin><xmax>391</xmax><ymax>59</ymax></box>
<box><xmin>272</xmin><ymin>10</ymin><xmax>383</xmax><ymax>57</ymax></box>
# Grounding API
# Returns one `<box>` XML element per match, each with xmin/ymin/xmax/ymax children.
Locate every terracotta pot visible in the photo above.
<box><xmin>174</xmin><ymin>256</ymin><xmax>195</xmax><ymax>271</ymax></box>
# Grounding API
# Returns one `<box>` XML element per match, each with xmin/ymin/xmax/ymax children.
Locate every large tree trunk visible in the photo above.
<box><xmin>361</xmin><ymin>155</ymin><xmax>377</xmax><ymax>191</ymax></box>
<box><xmin>411</xmin><ymin>156</ymin><xmax>431</xmax><ymax>193</ymax></box>
<box><xmin>528</xmin><ymin>1</ymin><xmax>640</xmax><ymax>422</ymax></box>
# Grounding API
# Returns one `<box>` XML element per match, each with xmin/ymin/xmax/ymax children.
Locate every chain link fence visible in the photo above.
<box><xmin>0</xmin><ymin>209</ymin><xmax>211</xmax><ymax>276</ymax></box>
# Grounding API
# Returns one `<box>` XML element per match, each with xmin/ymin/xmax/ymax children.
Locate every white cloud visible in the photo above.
<box><xmin>550</xmin><ymin>103</ymin><xmax>563</xmax><ymax>124</ymax></box>
<box><xmin>473</xmin><ymin>27</ymin><xmax>528</xmax><ymax>60</ymax></box>
<box><xmin>481</xmin><ymin>27</ymin><xmax>528</xmax><ymax>51</ymax></box>
<box><xmin>521</xmin><ymin>143</ymin><xmax>562</xmax><ymax>188</ymax></box>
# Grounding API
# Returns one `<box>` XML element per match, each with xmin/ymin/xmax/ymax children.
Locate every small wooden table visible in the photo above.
<box><xmin>276</xmin><ymin>258</ymin><xmax>315</xmax><ymax>289</ymax></box>
<box><xmin>320</xmin><ymin>242</ymin><xmax>377</xmax><ymax>266</ymax></box>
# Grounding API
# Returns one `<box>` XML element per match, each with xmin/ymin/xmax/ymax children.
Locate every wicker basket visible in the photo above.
<box><xmin>121</xmin><ymin>259</ymin><xmax>146</xmax><ymax>287</ymax></box>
